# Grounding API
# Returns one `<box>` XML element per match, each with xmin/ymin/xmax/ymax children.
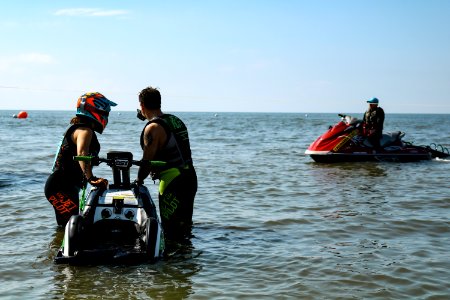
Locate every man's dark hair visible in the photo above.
<box><xmin>139</xmin><ymin>86</ymin><xmax>161</xmax><ymax>109</ymax></box>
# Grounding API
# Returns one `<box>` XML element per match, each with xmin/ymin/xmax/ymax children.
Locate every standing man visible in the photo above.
<box><xmin>135</xmin><ymin>86</ymin><xmax>197</xmax><ymax>245</ymax></box>
<box><xmin>362</xmin><ymin>97</ymin><xmax>385</xmax><ymax>150</ymax></box>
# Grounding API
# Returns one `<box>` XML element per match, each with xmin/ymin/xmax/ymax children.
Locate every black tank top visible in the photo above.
<box><xmin>52</xmin><ymin>124</ymin><xmax>100</xmax><ymax>185</ymax></box>
<box><xmin>140</xmin><ymin>114</ymin><xmax>192</xmax><ymax>169</ymax></box>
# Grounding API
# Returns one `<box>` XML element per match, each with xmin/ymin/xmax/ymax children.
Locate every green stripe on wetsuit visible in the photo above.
<box><xmin>158</xmin><ymin>164</ymin><xmax>192</xmax><ymax>194</ymax></box>
<box><xmin>159</xmin><ymin>167</ymin><xmax>181</xmax><ymax>195</ymax></box>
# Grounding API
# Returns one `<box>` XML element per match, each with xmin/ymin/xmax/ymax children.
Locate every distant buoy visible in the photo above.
<box><xmin>16</xmin><ymin>111</ymin><xmax>28</xmax><ymax>119</ymax></box>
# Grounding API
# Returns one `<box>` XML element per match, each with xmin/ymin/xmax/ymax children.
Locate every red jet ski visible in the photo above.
<box><xmin>305</xmin><ymin>114</ymin><xmax>449</xmax><ymax>163</ymax></box>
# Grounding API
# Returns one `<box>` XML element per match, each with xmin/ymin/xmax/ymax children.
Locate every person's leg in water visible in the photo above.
<box><xmin>44</xmin><ymin>172</ymin><xmax>80</xmax><ymax>226</ymax></box>
<box><xmin>159</xmin><ymin>168</ymin><xmax>197</xmax><ymax>245</ymax></box>
<box><xmin>369</xmin><ymin>133</ymin><xmax>382</xmax><ymax>151</ymax></box>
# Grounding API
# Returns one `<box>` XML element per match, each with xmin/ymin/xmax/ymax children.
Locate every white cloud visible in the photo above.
<box><xmin>18</xmin><ymin>53</ymin><xmax>55</xmax><ymax>64</ymax></box>
<box><xmin>54</xmin><ymin>8</ymin><xmax>129</xmax><ymax>17</ymax></box>
<box><xmin>0</xmin><ymin>53</ymin><xmax>55</xmax><ymax>73</ymax></box>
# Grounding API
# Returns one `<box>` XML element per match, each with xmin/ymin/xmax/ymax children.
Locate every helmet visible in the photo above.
<box><xmin>367</xmin><ymin>97</ymin><xmax>379</xmax><ymax>104</ymax></box>
<box><xmin>76</xmin><ymin>92</ymin><xmax>117</xmax><ymax>133</ymax></box>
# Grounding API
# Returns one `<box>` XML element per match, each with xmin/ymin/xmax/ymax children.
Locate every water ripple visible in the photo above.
<box><xmin>1</xmin><ymin>111</ymin><xmax>449</xmax><ymax>299</ymax></box>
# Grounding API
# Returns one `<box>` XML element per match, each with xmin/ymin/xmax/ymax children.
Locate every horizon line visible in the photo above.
<box><xmin>1</xmin><ymin>109</ymin><xmax>450</xmax><ymax>115</ymax></box>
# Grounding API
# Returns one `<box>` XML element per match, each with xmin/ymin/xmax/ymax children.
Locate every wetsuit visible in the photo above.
<box><xmin>363</xmin><ymin>106</ymin><xmax>385</xmax><ymax>149</ymax></box>
<box><xmin>44</xmin><ymin>124</ymin><xmax>100</xmax><ymax>226</ymax></box>
<box><xmin>140</xmin><ymin>114</ymin><xmax>197</xmax><ymax>242</ymax></box>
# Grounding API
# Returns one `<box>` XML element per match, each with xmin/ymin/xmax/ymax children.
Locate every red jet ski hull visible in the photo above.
<box><xmin>305</xmin><ymin>115</ymin><xmax>433</xmax><ymax>163</ymax></box>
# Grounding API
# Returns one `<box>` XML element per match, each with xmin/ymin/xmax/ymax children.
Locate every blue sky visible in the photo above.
<box><xmin>1</xmin><ymin>0</ymin><xmax>449</xmax><ymax>113</ymax></box>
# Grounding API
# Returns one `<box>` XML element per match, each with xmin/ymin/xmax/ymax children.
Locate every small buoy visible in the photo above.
<box><xmin>214</xmin><ymin>113</ymin><xmax>218</xmax><ymax>117</ymax></box>
<box><xmin>16</xmin><ymin>111</ymin><xmax>28</xmax><ymax>119</ymax></box>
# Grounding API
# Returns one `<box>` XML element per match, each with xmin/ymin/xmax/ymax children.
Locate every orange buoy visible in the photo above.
<box><xmin>16</xmin><ymin>111</ymin><xmax>28</xmax><ymax>119</ymax></box>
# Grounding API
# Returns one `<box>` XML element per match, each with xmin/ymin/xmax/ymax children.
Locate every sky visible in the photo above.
<box><xmin>1</xmin><ymin>0</ymin><xmax>449</xmax><ymax>113</ymax></box>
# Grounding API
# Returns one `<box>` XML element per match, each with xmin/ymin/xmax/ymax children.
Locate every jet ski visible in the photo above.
<box><xmin>305</xmin><ymin>114</ymin><xmax>450</xmax><ymax>163</ymax></box>
<box><xmin>55</xmin><ymin>151</ymin><xmax>165</xmax><ymax>265</ymax></box>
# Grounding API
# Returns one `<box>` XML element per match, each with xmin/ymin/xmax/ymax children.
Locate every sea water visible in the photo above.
<box><xmin>0</xmin><ymin>111</ymin><xmax>449</xmax><ymax>299</ymax></box>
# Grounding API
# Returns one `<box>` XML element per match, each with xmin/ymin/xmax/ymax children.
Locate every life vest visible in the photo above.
<box><xmin>140</xmin><ymin>114</ymin><xmax>192</xmax><ymax>169</ymax></box>
<box><xmin>363</xmin><ymin>107</ymin><xmax>384</xmax><ymax>136</ymax></box>
<box><xmin>52</xmin><ymin>124</ymin><xmax>100</xmax><ymax>184</ymax></box>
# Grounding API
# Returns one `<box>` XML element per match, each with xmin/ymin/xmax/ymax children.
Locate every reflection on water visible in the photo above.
<box><xmin>310</xmin><ymin>161</ymin><xmax>388</xmax><ymax>180</ymax></box>
<box><xmin>49</xmin><ymin>236</ymin><xmax>201</xmax><ymax>300</ymax></box>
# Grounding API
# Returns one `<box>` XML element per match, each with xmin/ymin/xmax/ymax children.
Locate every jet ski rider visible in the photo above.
<box><xmin>44</xmin><ymin>92</ymin><xmax>117</xmax><ymax>226</ymax></box>
<box><xmin>362</xmin><ymin>97</ymin><xmax>385</xmax><ymax>150</ymax></box>
<box><xmin>135</xmin><ymin>86</ymin><xmax>197</xmax><ymax>244</ymax></box>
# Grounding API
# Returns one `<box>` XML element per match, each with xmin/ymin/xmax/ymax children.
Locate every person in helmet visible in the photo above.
<box><xmin>134</xmin><ymin>86</ymin><xmax>197</xmax><ymax>246</ymax></box>
<box><xmin>362</xmin><ymin>97</ymin><xmax>385</xmax><ymax>150</ymax></box>
<box><xmin>44</xmin><ymin>92</ymin><xmax>117</xmax><ymax>226</ymax></box>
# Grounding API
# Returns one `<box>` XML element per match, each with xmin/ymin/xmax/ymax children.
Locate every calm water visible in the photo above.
<box><xmin>0</xmin><ymin>111</ymin><xmax>449</xmax><ymax>299</ymax></box>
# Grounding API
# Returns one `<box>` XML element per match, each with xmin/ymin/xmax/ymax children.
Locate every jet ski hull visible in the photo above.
<box><xmin>306</xmin><ymin>150</ymin><xmax>431</xmax><ymax>163</ymax></box>
<box><xmin>305</xmin><ymin>114</ymin><xmax>445</xmax><ymax>163</ymax></box>
<box><xmin>54</xmin><ymin>151</ymin><xmax>165</xmax><ymax>265</ymax></box>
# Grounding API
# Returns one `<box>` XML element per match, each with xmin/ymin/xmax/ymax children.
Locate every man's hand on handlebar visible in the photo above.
<box><xmin>132</xmin><ymin>179</ymin><xmax>144</xmax><ymax>187</ymax></box>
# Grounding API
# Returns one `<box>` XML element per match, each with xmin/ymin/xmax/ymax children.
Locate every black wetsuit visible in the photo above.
<box><xmin>363</xmin><ymin>106</ymin><xmax>385</xmax><ymax>149</ymax></box>
<box><xmin>44</xmin><ymin>124</ymin><xmax>99</xmax><ymax>226</ymax></box>
<box><xmin>140</xmin><ymin>114</ymin><xmax>197</xmax><ymax>242</ymax></box>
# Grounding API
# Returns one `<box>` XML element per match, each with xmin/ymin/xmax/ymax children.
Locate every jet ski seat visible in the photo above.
<box><xmin>380</xmin><ymin>131</ymin><xmax>404</xmax><ymax>147</ymax></box>
<box><xmin>363</xmin><ymin>131</ymin><xmax>404</xmax><ymax>148</ymax></box>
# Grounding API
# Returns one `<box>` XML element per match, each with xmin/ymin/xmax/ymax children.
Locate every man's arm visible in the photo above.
<box><xmin>136</xmin><ymin>123</ymin><xmax>166</xmax><ymax>183</ymax></box>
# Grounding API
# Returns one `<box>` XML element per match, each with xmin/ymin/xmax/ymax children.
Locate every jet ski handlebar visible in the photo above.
<box><xmin>74</xmin><ymin>155</ymin><xmax>167</xmax><ymax>169</ymax></box>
